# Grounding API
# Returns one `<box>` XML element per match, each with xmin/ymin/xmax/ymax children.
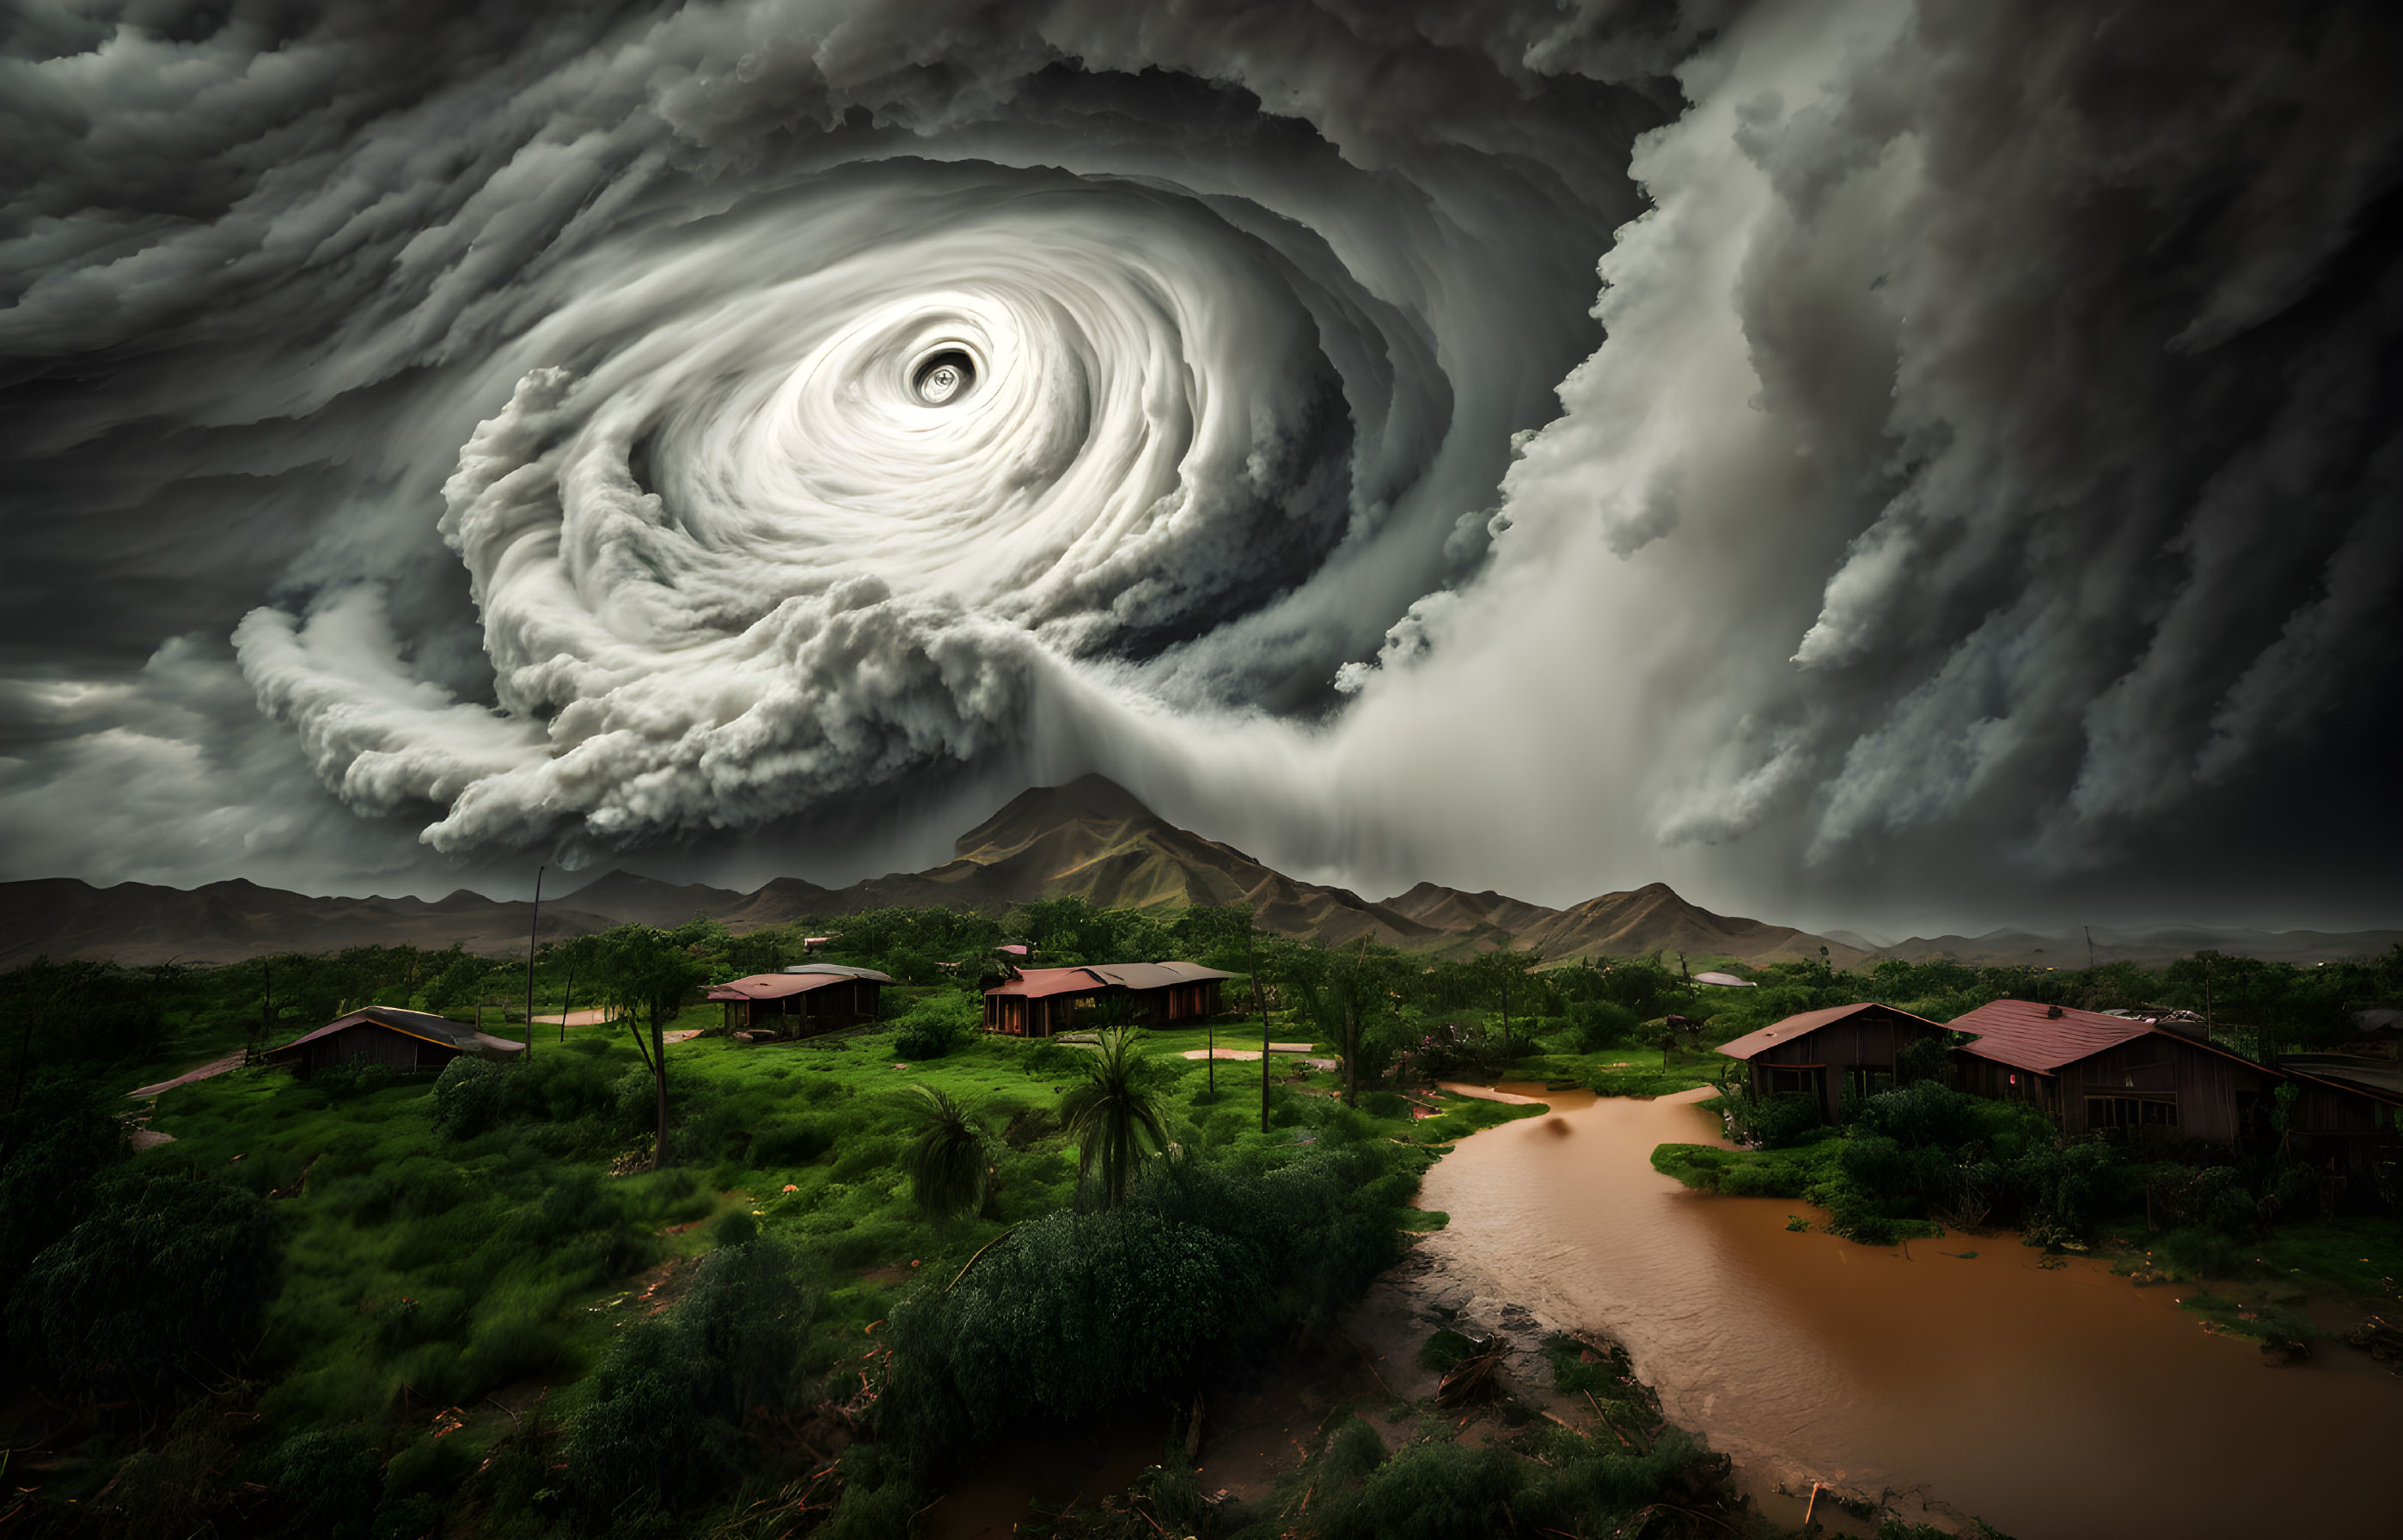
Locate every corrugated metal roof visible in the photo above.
<box><xmin>986</xmin><ymin>966</ymin><xmax>1110</xmax><ymax>1000</ymax></box>
<box><xmin>1694</xmin><ymin>971</ymin><xmax>1754</xmax><ymax>988</ymax></box>
<box><xmin>982</xmin><ymin>961</ymin><xmax>1235</xmax><ymax>999</ymax></box>
<box><xmin>1716</xmin><ymin>1001</ymin><xmax>1940</xmax><ymax>1060</ymax></box>
<box><xmin>267</xmin><ymin>1005</ymin><xmax>521</xmax><ymax>1058</ymax></box>
<box><xmin>707</xmin><ymin>969</ymin><xmax>893</xmax><ymax>1002</ymax></box>
<box><xmin>1946</xmin><ymin>999</ymin><xmax>2154</xmax><ymax>1073</ymax></box>
<box><xmin>780</xmin><ymin>963</ymin><xmax>891</xmax><ymax>980</ymax></box>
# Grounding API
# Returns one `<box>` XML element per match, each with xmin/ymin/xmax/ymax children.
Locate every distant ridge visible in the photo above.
<box><xmin>3</xmin><ymin>775</ymin><xmax>2390</xmax><ymax>970</ymax></box>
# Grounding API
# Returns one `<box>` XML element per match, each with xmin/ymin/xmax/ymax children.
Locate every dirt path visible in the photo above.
<box><xmin>127</xmin><ymin>1051</ymin><xmax>245</xmax><ymax>1098</ymax></box>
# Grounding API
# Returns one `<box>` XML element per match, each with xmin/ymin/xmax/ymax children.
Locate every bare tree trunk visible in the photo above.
<box><xmin>652</xmin><ymin>1013</ymin><xmax>669</xmax><ymax>1169</ymax></box>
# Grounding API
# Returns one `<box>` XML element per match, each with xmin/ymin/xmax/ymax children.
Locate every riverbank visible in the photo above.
<box><xmin>1416</xmin><ymin>1084</ymin><xmax>2403</xmax><ymax>1540</ymax></box>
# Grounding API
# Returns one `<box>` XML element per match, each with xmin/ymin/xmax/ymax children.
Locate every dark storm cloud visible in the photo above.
<box><xmin>0</xmin><ymin>0</ymin><xmax>2397</xmax><ymax>927</ymax></box>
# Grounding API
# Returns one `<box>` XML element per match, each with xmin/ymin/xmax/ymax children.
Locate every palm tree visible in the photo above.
<box><xmin>1057</xmin><ymin>1026</ymin><xmax>1170</xmax><ymax>1209</ymax></box>
<box><xmin>899</xmin><ymin>1085</ymin><xmax>990</xmax><ymax>1220</ymax></box>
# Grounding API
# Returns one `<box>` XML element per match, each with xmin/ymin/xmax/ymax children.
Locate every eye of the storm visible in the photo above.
<box><xmin>913</xmin><ymin>348</ymin><xmax>975</xmax><ymax>406</ymax></box>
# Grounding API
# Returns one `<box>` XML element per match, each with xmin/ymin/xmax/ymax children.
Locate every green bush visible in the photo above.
<box><xmin>1321</xmin><ymin>1416</ymin><xmax>1389</xmax><ymax>1488</ymax></box>
<box><xmin>880</xmin><ymin>1145</ymin><xmax>1415</xmax><ymax>1476</ymax></box>
<box><xmin>1852</xmin><ymin>1081</ymin><xmax>1982</xmax><ymax>1150</ymax></box>
<box><xmin>429</xmin><ymin>1057</ymin><xmax>506</xmax><ymax>1140</ymax></box>
<box><xmin>1569</xmin><ymin>999</ymin><xmax>1640</xmax><ymax>1051</ymax></box>
<box><xmin>566</xmin><ymin>1236</ymin><xmax>820</xmax><ymax>1507</ymax></box>
<box><xmin>309</xmin><ymin>1060</ymin><xmax>396</xmax><ymax>1099</ymax></box>
<box><xmin>1726</xmin><ymin>1091</ymin><xmax>1823</xmax><ymax>1147</ymax></box>
<box><xmin>892</xmin><ymin>992</ymin><xmax>978</xmax><ymax>1060</ymax></box>
<box><xmin>0</xmin><ymin>1072</ymin><xmax>127</xmax><ymax>1280</ymax></box>
<box><xmin>753</xmin><ymin>1117</ymin><xmax>837</xmax><ymax>1166</ymax></box>
<box><xmin>12</xmin><ymin>1174</ymin><xmax>279</xmax><ymax>1398</ymax></box>
<box><xmin>265</xmin><ymin>1428</ymin><xmax>382</xmax><ymax>1540</ymax></box>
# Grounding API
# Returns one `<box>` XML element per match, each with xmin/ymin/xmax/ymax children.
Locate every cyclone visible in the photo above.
<box><xmin>5</xmin><ymin>0</ymin><xmax>2402</xmax><ymax>923</ymax></box>
<box><xmin>342</xmin><ymin>162</ymin><xmax>1416</xmax><ymax>852</ymax></box>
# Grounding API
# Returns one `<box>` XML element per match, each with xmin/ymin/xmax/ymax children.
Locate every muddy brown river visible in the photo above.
<box><xmin>1417</xmin><ymin>1085</ymin><xmax>2400</xmax><ymax>1539</ymax></box>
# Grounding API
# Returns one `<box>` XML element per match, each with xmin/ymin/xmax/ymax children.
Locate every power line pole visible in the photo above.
<box><xmin>1251</xmin><ymin>913</ymin><xmax>1269</xmax><ymax>1135</ymax></box>
<box><xmin>524</xmin><ymin>865</ymin><xmax>545</xmax><ymax>1059</ymax></box>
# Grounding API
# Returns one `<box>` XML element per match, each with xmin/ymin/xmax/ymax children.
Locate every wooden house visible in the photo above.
<box><xmin>1944</xmin><ymin>999</ymin><xmax>2279</xmax><ymax>1144</ymax></box>
<box><xmin>266</xmin><ymin>1005</ymin><xmax>526</xmax><ymax>1077</ymax></box>
<box><xmin>2277</xmin><ymin>1056</ymin><xmax>2403</xmax><ymax>1184</ymax></box>
<box><xmin>1715</xmin><ymin>1002</ymin><xmax>1950</xmax><ymax>1121</ymax></box>
<box><xmin>982</xmin><ymin>962</ymin><xmax>1235</xmax><ymax>1038</ymax></box>
<box><xmin>707</xmin><ymin>966</ymin><xmax>893</xmax><ymax>1038</ymax></box>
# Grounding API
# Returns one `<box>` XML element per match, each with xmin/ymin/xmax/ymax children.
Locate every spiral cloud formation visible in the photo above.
<box><xmin>4</xmin><ymin>0</ymin><xmax>2400</xmax><ymax>927</ymax></box>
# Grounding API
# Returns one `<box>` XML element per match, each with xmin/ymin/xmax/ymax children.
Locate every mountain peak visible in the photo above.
<box><xmin>953</xmin><ymin>773</ymin><xmax>1159</xmax><ymax>859</ymax></box>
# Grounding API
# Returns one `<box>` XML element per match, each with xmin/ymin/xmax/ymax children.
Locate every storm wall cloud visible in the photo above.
<box><xmin>3</xmin><ymin>0</ymin><xmax>2398</xmax><ymax>928</ymax></box>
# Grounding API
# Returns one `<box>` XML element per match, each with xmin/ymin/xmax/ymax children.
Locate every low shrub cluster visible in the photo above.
<box><xmin>1664</xmin><ymin>1076</ymin><xmax>2357</xmax><ymax>1259</ymax></box>
<box><xmin>1661</xmin><ymin>1082</ymin><xmax>2139</xmax><ymax>1246</ymax></box>
<box><xmin>879</xmin><ymin>1141</ymin><xmax>1420</xmax><ymax>1477</ymax></box>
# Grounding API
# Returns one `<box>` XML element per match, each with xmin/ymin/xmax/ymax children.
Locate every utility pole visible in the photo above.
<box><xmin>523</xmin><ymin>865</ymin><xmax>545</xmax><ymax>1059</ymax></box>
<box><xmin>1251</xmin><ymin>914</ymin><xmax>1269</xmax><ymax>1135</ymax></box>
<box><xmin>259</xmin><ymin>958</ymin><xmax>275</xmax><ymax>1065</ymax></box>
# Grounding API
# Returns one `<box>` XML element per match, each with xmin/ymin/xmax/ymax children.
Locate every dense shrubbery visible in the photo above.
<box><xmin>879</xmin><ymin>1142</ymin><xmax>1416</xmax><ymax>1476</ymax></box>
<box><xmin>0</xmin><ymin>1070</ymin><xmax>128</xmax><ymax>1280</ymax></box>
<box><xmin>12</xmin><ymin>1173</ymin><xmax>280</xmax><ymax>1398</ymax></box>
<box><xmin>567</xmin><ymin>1236</ymin><xmax>822</xmax><ymax>1506</ymax></box>
<box><xmin>1661</xmin><ymin>1077</ymin><xmax>2345</xmax><ymax>1253</ymax></box>
<box><xmin>430</xmin><ymin>1056</ymin><xmax>506</xmax><ymax>1138</ymax></box>
<box><xmin>1664</xmin><ymin>1081</ymin><xmax>2140</xmax><ymax>1244</ymax></box>
<box><xmin>891</xmin><ymin>989</ymin><xmax>978</xmax><ymax>1060</ymax></box>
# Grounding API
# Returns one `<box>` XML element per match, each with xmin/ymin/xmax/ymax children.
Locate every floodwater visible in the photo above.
<box><xmin>1418</xmin><ymin>1085</ymin><xmax>2402</xmax><ymax>1540</ymax></box>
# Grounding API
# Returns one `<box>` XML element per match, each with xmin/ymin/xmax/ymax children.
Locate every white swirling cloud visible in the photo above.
<box><xmin>3</xmin><ymin>0</ymin><xmax>2400</xmax><ymax>927</ymax></box>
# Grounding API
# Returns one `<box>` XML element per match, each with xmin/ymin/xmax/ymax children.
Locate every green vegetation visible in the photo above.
<box><xmin>8</xmin><ymin>907</ymin><xmax>2393</xmax><ymax>1535</ymax></box>
<box><xmin>0</xmin><ymin>901</ymin><xmax>1578</xmax><ymax>1537</ymax></box>
<box><xmin>1201</xmin><ymin>1333</ymin><xmax>1775</xmax><ymax>1540</ymax></box>
<box><xmin>1660</xmin><ymin>1073</ymin><xmax>2400</xmax><ymax>1286</ymax></box>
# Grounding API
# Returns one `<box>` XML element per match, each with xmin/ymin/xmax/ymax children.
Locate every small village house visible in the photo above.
<box><xmin>265</xmin><ymin>1005</ymin><xmax>527</xmax><ymax>1076</ymax></box>
<box><xmin>2274</xmin><ymin>1056</ymin><xmax>2403</xmax><ymax>1183</ymax></box>
<box><xmin>1715</xmin><ymin>1001</ymin><xmax>1951</xmax><ymax>1121</ymax></box>
<box><xmin>707</xmin><ymin>965</ymin><xmax>893</xmax><ymax>1038</ymax></box>
<box><xmin>1943</xmin><ymin>999</ymin><xmax>2280</xmax><ymax>1142</ymax></box>
<box><xmin>982</xmin><ymin>961</ymin><xmax>1235</xmax><ymax>1037</ymax></box>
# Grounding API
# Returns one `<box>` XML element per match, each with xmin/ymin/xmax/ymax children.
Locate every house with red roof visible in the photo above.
<box><xmin>1715</xmin><ymin>1001</ymin><xmax>1951</xmax><ymax>1122</ymax></box>
<box><xmin>982</xmin><ymin>962</ymin><xmax>1236</xmax><ymax>1037</ymax></box>
<box><xmin>707</xmin><ymin>965</ymin><xmax>894</xmax><ymax>1038</ymax></box>
<box><xmin>1943</xmin><ymin>999</ymin><xmax>2282</xmax><ymax>1144</ymax></box>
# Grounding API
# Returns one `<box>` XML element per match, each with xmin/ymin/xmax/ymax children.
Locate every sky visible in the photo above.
<box><xmin>3</xmin><ymin>0</ymin><xmax>2400</xmax><ymax>937</ymax></box>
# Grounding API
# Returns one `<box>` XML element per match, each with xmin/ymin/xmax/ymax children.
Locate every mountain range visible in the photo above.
<box><xmin>2</xmin><ymin>775</ymin><xmax>2392</xmax><ymax>971</ymax></box>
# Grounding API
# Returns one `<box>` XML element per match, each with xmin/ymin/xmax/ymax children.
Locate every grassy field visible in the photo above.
<box><xmin>128</xmin><ymin>994</ymin><xmax>1547</xmax><ymax>1476</ymax></box>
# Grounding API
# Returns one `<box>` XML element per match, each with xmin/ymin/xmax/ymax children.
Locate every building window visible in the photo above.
<box><xmin>2086</xmin><ymin>1095</ymin><xmax>2178</xmax><ymax>1129</ymax></box>
<box><xmin>1850</xmin><ymin>1067</ymin><xmax>1894</xmax><ymax>1101</ymax></box>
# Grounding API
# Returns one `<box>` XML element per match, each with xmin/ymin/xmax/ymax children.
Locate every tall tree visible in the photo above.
<box><xmin>596</xmin><ymin>926</ymin><xmax>708</xmax><ymax>1169</ymax></box>
<box><xmin>1281</xmin><ymin>938</ymin><xmax>1400</xmax><ymax>1107</ymax></box>
<box><xmin>1057</xmin><ymin>1026</ymin><xmax>1169</xmax><ymax>1210</ymax></box>
<box><xmin>1475</xmin><ymin>946</ymin><xmax>1544</xmax><ymax>1063</ymax></box>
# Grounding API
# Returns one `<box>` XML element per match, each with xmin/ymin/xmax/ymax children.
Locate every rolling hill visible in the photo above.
<box><xmin>6</xmin><ymin>775</ymin><xmax>2383</xmax><ymax>971</ymax></box>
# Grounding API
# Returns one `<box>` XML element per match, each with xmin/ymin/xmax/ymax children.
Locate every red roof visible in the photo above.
<box><xmin>1945</xmin><ymin>999</ymin><xmax>2155</xmax><ymax>1073</ymax></box>
<box><xmin>983</xmin><ymin>962</ymin><xmax>1233</xmax><ymax>999</ymax></box>
<box><xmin>706</xmin><ymin>970</ymin><xmax>890</xmax><ymax>1003</ymax></box>
<box><xmin>1716</xmin><ymin>1001</ymin><xmax>1940</xmax><ymax>1060</ymax></box>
